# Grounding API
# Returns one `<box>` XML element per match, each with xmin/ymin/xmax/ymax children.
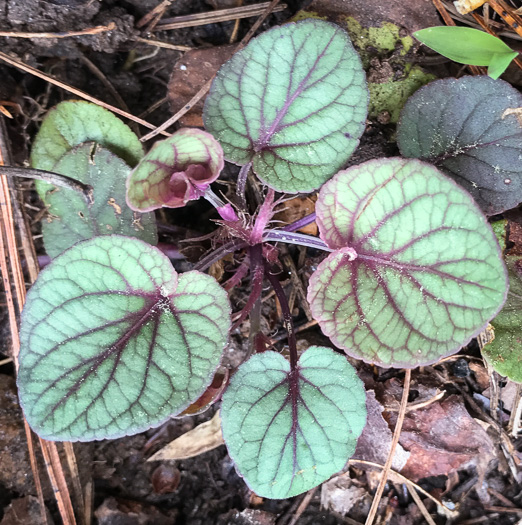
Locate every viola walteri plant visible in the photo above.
<box><xmin>16</xmin><ymin>19</ymin><xmax>512</xmax><ymax>499</ymax></box>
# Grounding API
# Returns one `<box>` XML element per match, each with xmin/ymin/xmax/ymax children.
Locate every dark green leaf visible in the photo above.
<box><xmin>397</xmin><ymin>76</ymin><xmax>522</xmax><ymax>215</ymax></box>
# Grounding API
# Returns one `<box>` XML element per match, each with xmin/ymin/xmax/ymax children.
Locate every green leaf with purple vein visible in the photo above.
<box><xmin>308</xmin><ymin>158</ymin><xmax>507</xmax><ymax>368</ymax></box>
<box><xmin>221</xmin><ymin>346</ymin><xmax>366</xmax><ymax>499</ymax></box>
<box><xmin>17</xmin><ymin>236</ymin><xmax>231</xmax><ymax>441</ymax></box>
<box><xmin>31</xmin><ymin>100</ymin><xmax>144</xmax><ymax>200</ymax></box>
<box><xmin>203</xmin><ymin>19</ymin><xmax>368</xmax><ymax>193</ymax></box>
<box><xmin>41</xmin><ymin>143</ymin><xmax>157</xmax><ymax>258</ymax></box>
<box><xmin>126</xmin><ymin>128</ymin><xmax>224</xmax><ymax>212</ymax></box>
<box><xmin>397</xmin><ymin>76</ymin><xmax>522</xmax><ymax>215</ymax></box>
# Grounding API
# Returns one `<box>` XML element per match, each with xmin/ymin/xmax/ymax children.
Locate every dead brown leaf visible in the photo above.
<box><xmin>354</xmin><ymin>391</ymin><xmax>410</xmax><ymax>472</ymax></box>
<box><xmin>399</xmin><ymin>395</ymin><xmax>497</xmax><ymax>482</ymax></box>
<box><xmin>147</xmin><ymin>410</ymin><xmax>224</xmax><ymax>462</ymax></box>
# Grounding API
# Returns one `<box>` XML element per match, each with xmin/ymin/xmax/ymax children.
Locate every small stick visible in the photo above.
<box><xmin>471</xmin><ymin>11</ymin><xmax>522</xmax><ymax>70</ymax></box>
<box><xmin>133</xmin><ymin>36</ymin><xmax>192</xmax><ymax>52</ymax></box>
<box><xmin>140</xmin><ymin>0</ymin><xmax>282</xmax><ymax>142</ymax></box>
<box><xmin>79</xmin><ymin>55</ymin><xmax>139</xmax><ymax>136</ymax></box>
<box><xmin>0</xmin><ymin>50</ymin><xmax>169</xmax><ymax>136</ymax></box>
<box><xmin>0</xmin><ymin>22</ymin><xmax>116</xmax><ymax>39</ymax></box>
<box><xmin>0</xmin><ymin>166</ymin><xmax>93</xmax><ymax>205</ymax></box>
<box><xmin>488</xmin><ymin>0</ymin><xmax>522</xmax><ymax>39</ymax></box>
<box><xmin>508</xmin><ymin>383</ymin><xmax>522</xmax><ymax>437</ymax></box>
<box><xmin>405</xmin><ymin>481</ymin><xmax>437</xmax><ymax>525</ymax></box>
<box><xmin>155</xmin><ymin>2</ymin><xmax>286</xmax><ymax>31</ymax></box>
<box><xmin>230</xmin><ymin>0</ymin><xmax>244</xmax><ymax>44</ymax></box>
<box><xmin>288</xmin><ymin>486</ymin><xmax>318</xmax><ymax>525</ymax></box>
<box><xmin>136</xmin><ymin>0</ymin><xmax>173</xmax><ymax>29</ymax></box>
<box><xmin>365</xmin><ymin>369</ymin><xmax>412</xmax><ymax>525</ymax></box>
<box><xmin>486</xmin><ymin>361</ymin><xmax>500</xmax><ymax>421</ymax></box>
<box><xmin>348</xmin><ymin>459</ymin><xmax>457</xmax><ymax>516</ymax></box>
<box><xmin>63</xmin><ymin>442</ymin><xmax>86</xmax><ymax>525</ymax></box>
<box><xmin>138</xmin><ymin>95</ymin><xmax>169</xmax><ymax>118</ymax></box>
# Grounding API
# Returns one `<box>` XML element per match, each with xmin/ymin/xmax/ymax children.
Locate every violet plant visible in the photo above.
<box><xmin>16</xmin><ymin>19</ymin><xmax>509</xmax><ymax>500</ymax></box>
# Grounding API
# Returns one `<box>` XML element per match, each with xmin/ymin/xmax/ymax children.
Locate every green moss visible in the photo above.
<box><xmin>345</xmin><ymin>17</ymin><xmax>413</xmax><ymax>67</ymax></box>
<box><xmin>369</xmin><ymin>66</ymin><xmax>436</xmax><ymax>123</ymax></box>
<box><xmin>290</xmin><ymin>11</ymin><xmax>328</xmax><ymax>23</ymax></box>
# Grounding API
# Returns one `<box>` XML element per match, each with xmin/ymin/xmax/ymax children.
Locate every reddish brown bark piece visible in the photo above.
<box><xmin>399</xmin><ymin>395</ymin><xmax>496</xmax><ymax>481</ymax></box>
<box><xmin>168</xmin><ymin>45</ymin><xmax>235</xmax><ymax>127</ymax></box>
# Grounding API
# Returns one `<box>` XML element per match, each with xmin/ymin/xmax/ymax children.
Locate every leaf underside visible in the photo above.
<box><xmin>308</xmin><ymin>158</ymin><xmax>508</xmax><ymax>368</ymax></box>
<box><xmin>482</xmin><ymin>256</ymin><xmax>522</xmax><ymax>382</ymax></box>
<box><xmin>203</xmin><ymin>19</ymin><xmax>368</xmax><ymax>193</ymax></box>
<box><xmin>42</xmin><ymin>143</ymin><xmax>157</xmax><ymax>258</ymax></box>
<box><xmin>397</xmin><ymin>76</ymin><xmax>522</xmax><ymax>215</ymax></box>
<box><xmin>31</xmin><ymin>100</ymin><xmax>144</xmax><ymax>199</ymax></box>
<box><xmin>221</xmin><ymin>347</ymin><xmax>366</xmax><ymax>499</ymax></box>
<box><xmin>18</xmin><ymin>236</ymin><xmax>231</xmax><ymax>441</ymax></box>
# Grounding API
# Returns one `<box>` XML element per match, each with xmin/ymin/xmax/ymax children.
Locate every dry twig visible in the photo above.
<box><xmin>365</xmin><ymin>370</ymin><xmax>412</xmax><ymax>525</ymax></box>
<box><xmin>154</xmin><ymin>2</ymin><xmax>286</xmax><ymax>31</ymax></box>
<box><xmin>0</xmin><ymin>22</ymin><xmax>116</xmax><ymax>39</ymax></box>
<box><xmin>0</xmin><ymin>50</ymin><xmax>169</xmax><ymax>136</ymax></box>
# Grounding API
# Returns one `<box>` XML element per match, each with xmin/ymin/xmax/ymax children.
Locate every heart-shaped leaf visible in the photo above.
<box><xmin>482</xmin><ymin>256</ymin><xmax>522</xmax><ymax>382</ymax></box>
<box><xmin>203</xmin><ymin>19</ymin><xmax>368</xmax><ymax>193</ymax></box>
<box><xmin>414</xmin><ymin>27</ymin><xmax>518</xmax><ymax>79</ymax></box>
<box><xmin>126</xmin><ymin>128</ymin><xmax>224</xmax><ymax>212</ymax></box>
<box><xmin>41</xmin><ymin>143</ymin><xmax>157</xmax><ymax>258</ymax></box>
<box><xmin>31</xmin><ymin>100</ymin><xmax>144</xmax><ymax>199</ymax></box>
<box><xmin>17</xmin><ymin>236</ymin><xmax>231</xmax><ymax>441</ymax></box>
<box><xmin>221</xmin><ymin>346</ymin><xmax>366</xmax><ymax>499</ymax></box>
<box><xmin>397</xmin><ymin>76</ymin><xmax>522</xmax><ymax>215</ymax></box>
<box><xmin>308</xmin><ymin>158</ymin><xmax>508</xmax><ymax>368</ymax></box>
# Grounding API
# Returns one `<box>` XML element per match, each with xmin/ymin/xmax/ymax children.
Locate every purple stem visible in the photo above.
<box><xmin>283</xmin><ymin>212</ymin><xmax>316</xmax><ymax>232</ymax></box>
<box><xmin>263</xmin><ymin>229</ymin><xmax>332</xmax><ymax>252</ymax></box>
<box><xmin>193</xmin><ymin>239</ymin><xmax>248</xmax><ymax>272</ymax></box>
<box><xmin>236</xmin><ymin>162</ymin><xmax>252</xmax><ymax>210</ymax></box>
<box><xmin>231</xmin><ymin>244</ymin><xmax>264</xmax><ymax>332</ymax></box>
<box><xmin>264</xmin><ymin>263</ymin><xmax>298</xmax><ymax>371</ymax></box>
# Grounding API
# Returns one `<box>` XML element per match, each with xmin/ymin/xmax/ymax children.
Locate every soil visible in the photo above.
<box><xmin>1</xmin><ymin>1</ymin><xmax>522</xmax><ymax>524</ymax></box>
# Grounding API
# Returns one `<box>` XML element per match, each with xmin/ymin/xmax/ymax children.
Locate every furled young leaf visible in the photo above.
<box><xmin>17</xmin><ymin>236</ymin><xmax>231</xmax><ymax>441</ymax></box>
<box><xmin>482</xmin><ymin>256</ymin><xmax>522</xmax><ymax>382</ymax></box>
<box><xmin>31</xmin><ymin>100</ymin><xmax>144</xmax><ymax>199</ymax></box>
<box><xmin>308</xmin><ymin>158</ymin><xmax>508</xmax><ymax>368</ymax></box>
<box><xmin>414</xmin><ymin>27</ymin><xmax>518</xmax><ymax>79</ymax></box>
<box><xmin>41</xmin><ymin>143</ymin><xmax>157</xmax><ymax>258</ymax></box>
<box><xmin>397</xmin><ymin>76</ymin><xmax>522</xmax><ymax>215</ymax></box>
<box><xmin>221</xmin><ymin>346</ymin><xmax>366</xmax><ymax>499</ymax></box>
<box><xmin>126</xmin><ymin>128</ymin><xmax>224</xmax><ymax>212</ymax></box>
<box><xmin>203</xmin><ymin>19</ymin><xmax>368</xmax><ymax>193</ymax></box>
